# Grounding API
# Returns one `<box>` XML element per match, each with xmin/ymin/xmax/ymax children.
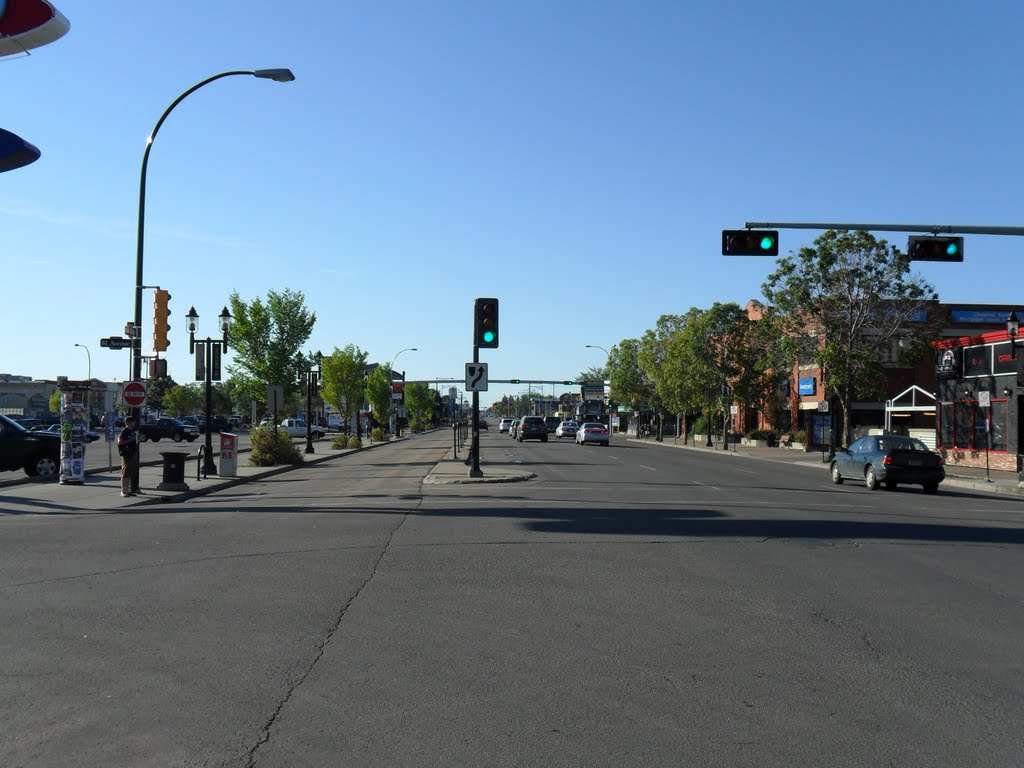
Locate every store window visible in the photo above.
<box><xmin>991</xmin><ymin>400</ymin><xmax>1008</xmax><ymax>452</ymax></box>
<box><xmin>954</xmin><ymin>402</ymin><xmax>972</xmax><ymax>449</ymax></box>
<box><xmin>939</xmin><ymin>403</ymin><xmax>954</xmax><ymax>448</ymax></box>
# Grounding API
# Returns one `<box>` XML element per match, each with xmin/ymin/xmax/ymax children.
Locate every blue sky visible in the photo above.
<box><xmin>4</xmin><ymin>1</ymin><xmax>1022</xmax><ymax>404</ymax></box>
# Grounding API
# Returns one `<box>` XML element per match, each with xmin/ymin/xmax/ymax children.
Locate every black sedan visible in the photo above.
<box><xmin>830</xmin><ymin>435</ymin><xmax>945</xmax><ymax>493</ymax></box>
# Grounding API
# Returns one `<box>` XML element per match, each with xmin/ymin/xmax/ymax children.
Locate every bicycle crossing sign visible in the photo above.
<box><xmin>465</xmin><ymin>363</ymin><xmax>489</xmax><ymax>392</ymax></box>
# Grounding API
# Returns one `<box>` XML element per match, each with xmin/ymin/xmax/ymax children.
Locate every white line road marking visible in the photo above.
<box><xmin>735</xmin><ymin>468</ymin><xmax>758</xmax><ymax>475</ymax></box>
<box><xmin>640</xmin><ymin>465</ymin><xmax>657</xmax><ymax>471</ymax></box>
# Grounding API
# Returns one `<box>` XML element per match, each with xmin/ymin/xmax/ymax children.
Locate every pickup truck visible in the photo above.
<box><xmin>137</xmin><ymin>418</ymin><xmax>200</xmax><ymax>443</ymax></box>
<box><xmin>0</xmin><ymin>414</ymin><xmax>61</xmax><ymax>477</ymax></box>
<box><xmin>278</xmin><ymin>418</ymin><xmax>326</xmax><ymax>439</ymax></box>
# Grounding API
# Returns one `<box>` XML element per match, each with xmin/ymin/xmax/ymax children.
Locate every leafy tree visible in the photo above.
<box><xmin>404</xmin><ymin>382</ymin><xmax>435</xmax><ymax>431</ymax></box>
<box><xmin>365</xmin><ymin>364</ymin><xmax>393</xmax><ymax>433</ymax></box>
<box><xmin>144</xmin><ymin>375</ymin><xmax>177</xmax><ymax>414</ymax></box>
<box><xmin>321</xmin><ymin>344</ymin><xmax>369</xmax><ymax>432</ymax></box>
<box><xmin>162</xmin><ymin>384</ymin><xmax>204</xmax><ymax>417</ymax></box>
<box><xmin>577</xmin><ymin>365</ymin><xmax>607</xmax><ymax>383</ymax></box>
<box><xmin>761</xmin><ymin>229</ymin><xmax>940</xmax><ymax>446</ymax></box>
<box><xmin>227</xmin><ymin>288</ymin><xmax>316</xmax><ymax>405</ymax></box>
<box><xmin>608</xmin><ymin>339</ymin><xmax>654</xmax><ymax>410</ymax></box>
<box><xmin>48</xmin><ymin>390</ymin><xmax>61</xmax><ymax>414</ymax></box>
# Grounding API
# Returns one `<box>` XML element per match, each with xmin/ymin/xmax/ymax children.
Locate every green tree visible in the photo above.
<box><xmin>404</xmin><ymin>382</ymin><xmax>435</xmax><ymax>432</ymax></box>
<box><xmin>145</xmin><ymin>375</ymin><xmax>177</xmax><ymax>414</ymax></box>
<box><xmin>321</xmin><ymin>344</ymin><xmax>369</xmax><ymax>432</ymax></box>
<box><xmin>162</xmin><ymin>384</ymin><xmax>204</xmax><ymax>417</ymax></box>
<box><xmin>577</xmin><ymin>365</ymin><xmax>607</xmax><ymax>383</ymax></box>
<box><xmin>48</xmin><ymin>390</ymin><xmax>61</xmax><ymax>414</ymax></box>
<box><xmin>608</xmin><ymin>339</ymin><xmax>654</xmax><ymax>410</ymax></box>
<box><xmin>365</xmin><ymin>364</ymin><xmax>393</xmax><ymax>434</ymax></box>
<box><xmin>227</xmin><ymin>288</ymin><xmax>317</xmax><ymax>405</ymax></box>
<box><xmin>761</xmin><ymin>229</ymin><xmax>940</xmax><ymax>446</ymax></box>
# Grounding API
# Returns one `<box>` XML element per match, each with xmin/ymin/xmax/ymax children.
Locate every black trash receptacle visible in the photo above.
<box><xmin>157</xmin><ymin>451</ymin><xmax>190</xmax><ymax>492</ymax></box>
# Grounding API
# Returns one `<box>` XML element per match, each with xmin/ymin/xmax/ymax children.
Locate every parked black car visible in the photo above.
<box><xmin>516</xmin><ymin>416</ymin><xmax>548</xmax><ymax>443</ymax></box>
<box><xmin>0</xmin><ymin>414</ymin><xmax>61</xmax><ymax>477</ymax></box>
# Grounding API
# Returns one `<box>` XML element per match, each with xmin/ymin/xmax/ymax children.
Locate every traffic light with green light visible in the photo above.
<box><xmin>510</xmin><ymin>379</ymin><xmax>521</xmax><ymax>384</ymax></box>
<box><xmin>722</xmin><ymin>229</ymin><xmax>779</xmax><ymax>256</ymax></box>
<box><xmin>907</xmin><ymin>236</ymin><xmax>964</xmax><ymax>262</ymax></box>
<box><xmin>562</xmin><ymin>380</ymin><xmax>573</xmax><ymax>385</ymax></box>
<box><xmin>153</xmin><ymin>289</ymin><xmax>171</xmax><ymax>352</ymax></box>
<box><xmin>474</xmin><ymin>297</ymin><xmax>499</xmax><ymax>348</ymax></box>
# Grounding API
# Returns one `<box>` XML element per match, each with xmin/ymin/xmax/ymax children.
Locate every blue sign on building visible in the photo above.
<box><xmin>798</xmin><ymin>377</ymin><xmax>817</xmax><ymax>396</ymax></box>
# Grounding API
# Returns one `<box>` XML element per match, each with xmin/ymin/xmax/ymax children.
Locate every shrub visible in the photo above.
<box><xmin>371</xmin><ymin>428</ymin><xmax>390</xmax><ymax>443</ymax></box>
<box><xmin>347</xmin><ymin>436</ymin><xmax>362</xmax><ymax>449</ymax></box>
<box><xmin>788</xmin><ymin>429</ymin><xmax>807</xmax><ymax>444</ymax></box>
<box><xmin>331</xmin><ymin>434</ymin><xmax>349</xmax><ymax>449</ymax></box>
<box><xmin>744</xmin><ymin>428</ymin><xmax>777</xmax><ymax>442</ymax></box>
<box><xmin>248</xmin><ymin>426</ymin><xmax>303</xmax><ymax>466</ymax></box>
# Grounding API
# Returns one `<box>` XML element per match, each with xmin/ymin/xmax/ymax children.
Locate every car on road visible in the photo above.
<box><xmin>477</xmin><ymin>418</ymin><xmax>489</xmax><ymax>430</ymax></box>
<box><xmin>0</xmin><ymin>413</ymin><xmax>61</xmax><ymax>477</ymax></box>
<box><xmin>544</xmin><ymin>416</ymin><xmax>561</xmax><ymax>433</ymax></box>
<box><xmin>576</xmin><ymin>422</ymin><xmax>610</xmax><ymax>446</ymax></box>
<box><xmin>137</xmin><ymin>418</ymin><xmax>201</xmax><ymax>443</ymax></box>
<box><xmin>516</xmin><ymin>416</ymin><xmax>548</xmax><ymax>442</ymax></box>
<box><xmin>278</xmin><ymin>418</ymin><xmax>326</xmax><ymax>439</ymax></box>
<box><xmin>830</xmin><ymin>435</ymin><xmax>945</xmax><ymax>493</ymax></box>
<box><xmin>499</xmin><ymin>417</ymin><xmax>514</xmax><ymax>433</ymax></box>
<box><xmin>40</xmin><ymin>424</ymin><xmax>101</xmax><ymax>443</ymax></box>
<box><xmin>555</xmin><ymin>420</ymin><xmax>578</xmax><ymax>439</ymax></box>
<box><xmin>509</xmin><ymin>419</ymin><xmax>520</xmax><ymax>439</ymax></box>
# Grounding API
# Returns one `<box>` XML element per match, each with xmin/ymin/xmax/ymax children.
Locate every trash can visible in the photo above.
<box><xmin>219</xmin><ymin>432</ymin><xmax>237</xmax><ymax>477</ymax></box>
<box><xmin>157</xmin><ymin>451</ymin><xmax>190</xmax><ymax>492</ymax></box>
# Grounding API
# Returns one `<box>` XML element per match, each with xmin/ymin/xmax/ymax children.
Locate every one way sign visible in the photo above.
<box><xmin>465</xmin><ymin>363</ymin><xmax>489</xmax><ymax>392</ymax></box>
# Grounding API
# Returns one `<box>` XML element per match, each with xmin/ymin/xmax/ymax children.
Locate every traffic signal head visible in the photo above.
<box><xmin>562</xmin><ymin>380</ymin><xmax>573</xmax><ymax>385</ymax></box>
<box><xmin>510</xmin><ymin>378</ymin><xmax>521</xmax><ymax>384</ymax></box>
<box><xmin>153</xmin><ymin>289</ymin><xmax>171</xmax><ymax>352</ymax></box>
<box><xmin>907</xmin><ymin>236</ymin><xmax>964</xmax><ymax>262</ymax></box>
<box><xmin>722</xmin><ymin>229</ymin><xmax>779</xmax><ymax>256</ymax></box>
<box><xmin>474</xmin><ymin>297</ymin><xmax>499</xmax><ymax>348</ymax></box>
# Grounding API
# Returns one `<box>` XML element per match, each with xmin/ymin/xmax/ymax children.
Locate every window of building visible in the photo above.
<box><xmin>954</xmin><ymin>402</ymin><xmax>972</xmax><ymax>449</ymax></box>
<box><xmin>939</xmin><ymin>402</ymin><xmax>954</xmax><ymax>448</ymax></box>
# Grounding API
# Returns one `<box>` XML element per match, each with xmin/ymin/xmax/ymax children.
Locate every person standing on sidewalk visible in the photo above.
<box><xmin>118</xmin><ymin>416</ymin><xmax>140</xmax><ymax>497</ymax></box>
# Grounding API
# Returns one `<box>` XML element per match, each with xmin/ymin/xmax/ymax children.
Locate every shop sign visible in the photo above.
<box><xmin>798</xmin><ymin>377</ymin><xmax>816</xmax><ymax>396</ymax></box>
<box><xmin>936</xmin><ymin>348</ymin><xmax>959</xmax><ymax>379</ymax></box>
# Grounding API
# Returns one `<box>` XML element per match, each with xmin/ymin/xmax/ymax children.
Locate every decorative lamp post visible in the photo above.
<box><xmin>305</xmin><ymin>351</ymin><xmax>323</xmax><ymax>454</ymax></box>
<box><xmin>1008</xmin><ymin>311</ymin><xmax>1019</xmax><ymax>359</ymax></box>
<box><xmin>131</xmin><ymin>69</ymin><xmax>295</xmax><ymax>417</ymax></box>
<box><xmin>187</xmin><ymin>305</ymin><xmax>232</xmax><ymax>476</ymax></box>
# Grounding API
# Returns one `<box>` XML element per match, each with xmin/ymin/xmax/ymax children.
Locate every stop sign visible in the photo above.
<box><xmin>123</xmin><ymin>381</ymin><xmax>147</xmax><ymax>407</ymax></box>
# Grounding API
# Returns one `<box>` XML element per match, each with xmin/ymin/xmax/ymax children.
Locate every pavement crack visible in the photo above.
<box><xmin>245</xmin><ymin>502</ymin><xmax>417</xmax><ymax>767</ymax></box>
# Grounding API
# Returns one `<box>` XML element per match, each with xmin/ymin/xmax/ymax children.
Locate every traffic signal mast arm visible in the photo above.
<box><xmin>743</xmin><ymin>221</ymin><xmax>1024</xmax><ymax>236</ymax></box>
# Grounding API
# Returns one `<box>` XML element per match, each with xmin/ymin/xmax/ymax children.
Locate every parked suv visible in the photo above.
<box><xmin>516</xmin><ymin>416</ymin><xmax>548</xmax><ymax>443</ymax></box>
<box><xmin>0</xmin><ymin>414</ymin><xmax>61</xmax><ymax>477</ymax></box>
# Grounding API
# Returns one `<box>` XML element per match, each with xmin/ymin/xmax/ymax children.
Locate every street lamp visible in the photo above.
<box><xmin>304</xmin><ymin>351</ymin><xmax>323</xmax><ymax>455</ymax></box>
<box><xmin>1008</xmin><ymin>311</ymin><xmax>1020</xmax><ymax>359</ymax></box>
<box><xmin>131</xmin><ymin>68</ymin><xmax>295</xmax><ymax>414</ymax></box>
<box><xmin>74</xmin><ymin>343</ymin><xmax>92</xmax><ymax>423</ymax></box>
<box><xmin>186</xmin><ymin>305</ymin><xmax>232</xmax><ymax>476</ymax></box>
<box><xmin>389</xmin><ymin>348</ymin><xmax>417</xmax><ymax>436</ymax></box>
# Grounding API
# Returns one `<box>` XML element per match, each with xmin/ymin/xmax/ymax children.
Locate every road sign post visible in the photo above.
<box><xmin>122</xmin><ymin>381</ymin><xmax>147</xmax><ymax>408</ymax></box>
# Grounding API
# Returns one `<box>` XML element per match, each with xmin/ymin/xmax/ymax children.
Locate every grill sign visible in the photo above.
<box><xmin>936</xmin><ymin>348</ymin><xmax>958</xmax><ymax>379</ymax></box>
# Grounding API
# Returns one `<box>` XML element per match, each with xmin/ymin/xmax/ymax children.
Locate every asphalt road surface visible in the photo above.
<box><xmin>2</xmin><ymin>429</ymin><xmax>1022</xmax><ymax>766</ymax></box>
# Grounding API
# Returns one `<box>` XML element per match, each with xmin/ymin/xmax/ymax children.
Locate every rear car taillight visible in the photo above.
<box><xmin>882</xmin><ymin>455</ymin><xmax>893</xmax><ymax>465</ymax></box>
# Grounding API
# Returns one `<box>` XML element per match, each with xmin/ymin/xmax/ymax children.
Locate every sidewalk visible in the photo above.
<box><xmin>0</xmin><ymin>436</ymin><xmax>397</xmax><ymax>515</ymax></box>
<box><xmin>627</xmin><ymin>434</ymin><xmax>1024</xmax><ymax>498</ymax></box>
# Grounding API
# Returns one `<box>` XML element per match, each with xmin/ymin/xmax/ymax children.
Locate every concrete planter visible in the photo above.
<box><xmin>742</xmin><ymin>438</ymin><xmax>769</xmax><ymax>448</ymax></box>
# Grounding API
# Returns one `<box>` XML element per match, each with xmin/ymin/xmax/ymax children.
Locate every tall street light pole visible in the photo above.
<box><xmin>74</xmin><ymin>343</ymin><xmax>92</xmax><ymax>422</ymax></box>
<box><xmin>389</xmin><ymin>348</ymin><xmax>417</xmax><ymax>435</ymax></box>
<box><xmin>131</xmin><ymin>68</ymin><xmax>295</xmax><ymax>417</ymax></box>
